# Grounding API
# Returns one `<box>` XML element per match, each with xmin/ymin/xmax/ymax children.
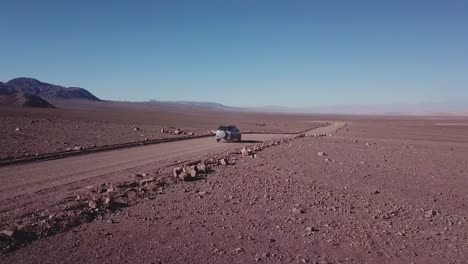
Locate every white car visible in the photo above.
<box><xmin>215</xmin><ymin>125</ymin><xmax>242</xmax><ymax>142</ymax></box>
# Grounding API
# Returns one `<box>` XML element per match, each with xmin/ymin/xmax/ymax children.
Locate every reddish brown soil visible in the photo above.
<box><xmin>0</xmin><ymin>103</ymin><xmax>325</xmax><ymax>160</ymax></box>
<box><xmin>1</xmin><ymin>117</ymin><xmax>468</xmax><ymax>263</ymax></box>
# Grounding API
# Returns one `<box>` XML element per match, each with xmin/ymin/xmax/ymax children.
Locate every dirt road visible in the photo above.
<box><xmin>0</xmin><ymin>133</ymin><xmax>289</xmax><ymax>203</ymax></box>
<box><xmin>305</xmin><ymin>122</ymin><xmax>347</xmax><ymax>137</ymax></box>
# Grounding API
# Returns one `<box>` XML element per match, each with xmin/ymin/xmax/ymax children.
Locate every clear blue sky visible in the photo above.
<box><xmin>1</xmin><ymin>0</ymin><xmax>467</xmax><ymax>107</ymax></box>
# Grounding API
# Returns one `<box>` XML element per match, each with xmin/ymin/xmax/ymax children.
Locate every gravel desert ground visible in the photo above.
<box><xmin>1</xmin><ymin>113</ymin><xmax>468</xmax><ymax>264</ymax></box>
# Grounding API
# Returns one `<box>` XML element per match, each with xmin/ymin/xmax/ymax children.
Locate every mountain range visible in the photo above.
<box><xmin>0</xmin><ymin>77</ymin><xmax>466</xmax><ymax>114</ymax></box>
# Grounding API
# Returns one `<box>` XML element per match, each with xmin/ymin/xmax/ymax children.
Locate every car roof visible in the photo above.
<box><xmin>218</xmin><ymin>125</ymin><xmax>238</xmax><ymax>129</ymax></box>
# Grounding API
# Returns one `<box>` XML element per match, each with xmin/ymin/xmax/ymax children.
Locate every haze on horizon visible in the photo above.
<box><xmin>1</xmin><ymin>1</ymin><xmax>467</xmax><ymax>110</ymax></box>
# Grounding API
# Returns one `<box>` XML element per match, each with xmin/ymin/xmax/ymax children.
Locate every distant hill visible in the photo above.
<box><xmin>149</xmin><ymin>100</ymin><xmax>230</xmax><ymax>110</ymax></box>
<box><xmin>253</xmin><ymin>102</ymin><xmax>468</xmax><ymax>115</ymax></box>
<box><xmin>0</xmin><ymin>77</ymin><xmax>100</xmax><ymax>101</ymax></box>
<box><xmin>0</xmin><ymin>92</ymin><xmax>56</xmax><ymax>108</ymax></box>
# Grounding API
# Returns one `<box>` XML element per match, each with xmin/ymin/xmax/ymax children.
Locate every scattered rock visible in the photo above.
<box><xmin>97</xmin><ymin>186</ymin><xmax>108</xmax><ymax>193</ymax></box>
<box><xmin>15</xmin><ymin>128</ymin><xmax>20</xmax><ymax>132</ymax></box>
<box><xmin>0</xmin><ymin>230</ymin><xmax>15</xmax><ymax>239</ymax></box>
<box><xmin>0</xmin><ymin>230</ymin><xmax>30</xmax><ymax>242</ymax></box>
<box><xmin>241</xmin><ymin>147</ymin><xmax>250</xmax><ymax>156</ymax></box>
<box><xmin>134</xmin><ymin>127</ymin><xmax>140</xmax><ymax>131</ymax></box>
<box><xmin>219</xmin><ymin>159</ymin><xmax>228</xmax><ymax>166</ymax></box>
<box><xmin>234</xmin><ymin>247</ymin><xmax>243</xmax><ymax>253</ymax></box>
<box><xmin>425</xmin><ymin>209</ymin><xmax>436</xmax><ymax>218</ymax></box>
<box><xmin>184</xmin><ymin>165</ymin><xmax>198</xmax><ymax>177</ymax></box>
<box><xmin>173</xmin><ymin>167</ymin><xmax>190</xmax><ymax>181</ymax></box>
<box><xmin>294</xmin><ymin>133</ymin><xmax>305</xmax><ymax>139</ymax></box>
<box><xmin>139</xmin><ymin>177</ymin><xmax>155</xmax><ymax>186</ymax></box>
<box><xmin>174</xmin><ymin>129</ymin><xmax>183</xmax><ymax>135</ymax></box>
<box><xmin>317</xmin><ymin>152</ymin><xmax>326</xmax><ymax>157</ymax></box>
<box><xmin>171</xmin><ymin>163</ymin><xmax>208</xmax><ymax>180</ymax></box>
<box><xmin>160</xmin><ymin>128</ymin><xmax>166</xmax><ymax>133</ymax></box>
<box><xmin>173</xmin><ymin>167</ymin><xmax>183</xmax><ymax>178</ymax></box>
<box><xmin>144</xmin><ymin>182</ymin><xmax>159</xmax><ymax>192</ymax></box>
<box><xmin>292</xmin><ymin>208</ymin><xmax>305</xmax><ymax>214</ymax></box>
<box><xmin>88</xmin><ymin>200</ymin><xmax>98</xmax><ymax>209</ymax></box>
<box><xmin>196</xmin><ymin>163</ymin><xmax>207</xmax><ymax>173</ymax></box>
<box><xmin>305</xmin><ymin>226</ymin><xmax>319</xmax><ymax>233</ymax></box>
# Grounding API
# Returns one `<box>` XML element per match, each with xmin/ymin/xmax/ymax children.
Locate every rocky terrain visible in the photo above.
<box><xmin>1</xmin><ymin>118</ymin><xmax>467</xmax><ymax>263</ymax></box>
